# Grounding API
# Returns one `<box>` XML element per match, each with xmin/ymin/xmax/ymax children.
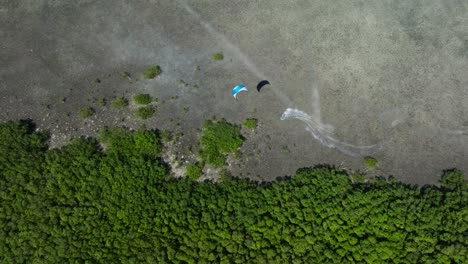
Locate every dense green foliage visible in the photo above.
<box><xmin>111</xmin><ymin>97</ymin><xmax>128</xmax><ymax>109</ymax></box>
<box><xmin>213</xmin><ymin>53</ymin><xmax>224</xmax><ymax>61</ymax></box>
<box><xmin>134</xmin><ymin>106</ymin><xmax>155</xmax><ymax>120</ymax></box>
<box><xmin>99</xmin><ymin>127</ymin><xmax>162</xmax><ymax>158</ymax></box>
<box><xmin>79</xmin><ymin>107</ymin><xmax>95</xmax><ymax>119</ymax></box>
<box><xmin>364</xmin><ymin>157</ymin><xmax>378</xmax><ymax>170</ymax></box>
<box><xmin>0</xmin><ymin>121</ymin><xmax>467</xmax><ymax>263</ymax></box>
<box><xmin>144</xmin><ymin>65</ymin><xmax>161</xmax><ymax>79</ymax></box>
<box><xmin>199</xmin><ymin>119</ymin><xmax>244</xmax><ymax>167</ymax></box>
<box><xmin>133</xmin><ymin>94</ymin><xmax>152</xmax><ymax>105</ymax></box>
<box><xmin>243</xmin><ymin>118</ymin><xmax>258</xmax><ymax>129</ymax></box>
<box><xmin>185</xmin><ymin>162</ymin><xmax>204</xmax><ymax>180</ymax></box>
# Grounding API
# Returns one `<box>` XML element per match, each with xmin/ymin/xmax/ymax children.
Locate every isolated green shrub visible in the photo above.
<box><xmin>79</xmin><ymin>107</ymin><xmax>95</xmax><ymax>119</ymax></box>
<box><xmin>144</xmin><ymin>65</ymin><xmax>161</xmax><ymax>79</ymax></box>
<box><xmin>134</xmin><ymin>106</ymin><xmax>155</xmax><ymax>120</ymax></box>
<box><xmin>133</xmin><ymin>94</ymin><xmax>152</xmax><ymax>105</ymax></box>
<box><xmin>213</xmin><ymin>53</ymin><xmax>224</xmax><ymax>61</ymax></box>
<box><xmin>364</xmin><ymin>156</ymin><xmax>378</xmax><ymax>170</ymax></box>
<box><xmin>198</xmin><ymin>119</ymin><xmax>244</xmax><ymax>167</ymax></box>
<box><xmin>243</xmin><ymin>118</ymin><xmax>258</xmax><ymax>129</ymax></box>
<box><xmin>111</xmin><ymin>97</ymin><xmax>128</xmax><ymax>109</ymax></box>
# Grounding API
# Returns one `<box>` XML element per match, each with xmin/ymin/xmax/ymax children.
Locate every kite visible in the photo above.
<box><xmin>256</xmin><ymin>80</ymin><xmax>270</xmax><ymax>92</ymax></box>
<box><xmin>232</xmin><ymin>85</ymin><xmax>248</xmax><ymax>99</ymax></box>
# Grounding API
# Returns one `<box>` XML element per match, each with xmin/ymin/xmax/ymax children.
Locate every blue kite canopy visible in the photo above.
<box><xmin>232</xmin><ymin>85</ymin><xmax>248</xmax><ymax>99</ymax></box>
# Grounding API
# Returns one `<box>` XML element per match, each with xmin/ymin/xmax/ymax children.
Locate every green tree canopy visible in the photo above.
<box><xmin>0</xmin><ymin>121</ymin><xmax>466</xmax><ymax>263</ymax></box>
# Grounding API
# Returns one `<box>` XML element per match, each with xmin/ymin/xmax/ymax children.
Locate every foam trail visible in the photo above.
<box><xmin>176</xmin><ymin>0</ymin><xmax>293</xmax><ymax>106</ymax></box>
<box><xmin>281</xmin><ymin>108</ymin><xmax>382</xmax><ymax>157</ymax></box>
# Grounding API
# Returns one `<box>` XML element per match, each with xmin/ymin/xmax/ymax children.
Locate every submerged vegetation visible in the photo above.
<box><xmin>0</xmin><ymin>120</ymin><xmax>467</xmax><ymax>263</ymax></box>
<box><xmin>364</xmin><ymin>156</ymin><xmax>378</xmax><ymax>170</ymax></box>
<box><xmin>213</xmin><ymin>53</ymin><xmax>224</xmax><ymax>61</ymax></box>
<box><xmin>134</xmin><ymin>106</ymin><xmax>155</xmax><ymax>120</ymax></box>
<box><xmin>97</xmin><ymin>97</ymin><xmax>106</xmax><ymax>107</ymax></box>
<box><xmin>111</xmin><ymin>97</ymin><xmax>128</xmax><ymax>109</ymax></box>
<box><xmin>78</xmin><ymin>107</ymin><xmax>95</xmax><ymax>119</ymax></box>
<box><xmin>144</xmin><ymin>65</ymin><xmax>161</xmax><ymax>79</ymax></box>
